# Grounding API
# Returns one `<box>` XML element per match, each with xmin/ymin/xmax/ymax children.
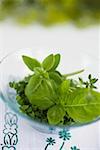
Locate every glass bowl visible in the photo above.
<box><xmin>0</xmin><ymin>49</ymin><xmax>100</xmax><ymax>134</ymax></box>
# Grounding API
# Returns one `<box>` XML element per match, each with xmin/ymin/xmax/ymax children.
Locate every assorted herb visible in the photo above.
<box><xmin>9</xmin><ymin>54</ymin><xmax>100</xmax><ymax>126</ymax></box>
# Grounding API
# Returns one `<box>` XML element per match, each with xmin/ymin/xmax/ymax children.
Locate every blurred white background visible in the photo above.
<box><xmin>0</xmin><ymin>22</ymin><xmax>100</xmax><ymax>149</ymax></box>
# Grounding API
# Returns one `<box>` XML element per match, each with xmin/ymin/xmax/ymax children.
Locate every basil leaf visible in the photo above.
<box><xmin>25</xmin><ymin>75</ymin><xmax>55</xmax><ymax>110</ymax></box>
<box><xmin>49</xmin><ymin>71</ymin><xmax>63</xmax><ymax>85</ymax></box>
<box><xmin>47</xmin><ymin>105</ymin><xmax>65</xmax><ymax>125</ymax></box>
<box><xmin>42</xmin><ymin>54</ymin><xmax>55</xmax><ymax>71</ymax></box>
<box><xmin>50</xmin><ymin>54</ymin><xmax>61</xmax><ymax>71</ymax></box>
<box><xmin>22</xmin><ymin>55</ymin><xmax>41</xmax><ymax>71</ymax></box>
<box><xmin>63</xmin><ymin>88</ymin><xmax>100</xmax><ymax>123</ymax></box>
<box><xmin>34</xmin><ymin>67</ymin><xmax>49</xmax><ymax>79</ymax></box>
<box><xmin>25</xmin><ymin>74</ymin><xmax>42</xmax><ymax>93</ymax></box>
<box><xmin>59</xmin><ymin>80</ymin><xmax>71</xmax><ymax>94</ymax></box>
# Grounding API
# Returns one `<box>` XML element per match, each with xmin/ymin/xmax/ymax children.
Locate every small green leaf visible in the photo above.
<box><xmin>22</xmin><ymin>55</ymin><xmax>41</xmax><ymax>71</ymax></box>
<box><xmin>29</xmin><ymin>112</ymin><xmax>35</xmax><ymax>118</ymax></box>
<box><xmin>47</xmin><ymin>105</ymin><xmax>65</xmax><ymax>125</ymax></box>
<box><xmin>59</xmin><ymin>80</ymin><xmax>71</xmax><ymax>94</ymax></box>
<box><xmin>42</xmin><ymin>54</ymin><xmax>55</xmax><ymax>71</ymax></box>
<box><xmin>79</xmin><ymin>77</ymin><xmax>84</xmax><ymax>84</ymax></box>
<box><xmin>20</xmin><ymin>105</ymin><xmax>29</xmax><ymax>111</ymax></box>
<box><xmin>16</xmin><ymin>95</ymin><xmax>25</xmax><ymax>105</ymax></box>
<box><xmin>34</xmin><ymin>67</ymin><xmax>49</xmax><ymax>79</ymax></box>
<box><xmin>88</xmin><ymin>74</ymin><xmax>92</xmax><ymax>80</ymax></box>
<box><xmin>91</xmin><ymin>78</ymin><xmax>98</xmax><ymax>84</ymax></box>
<box><xmin>50</xmin><ymin>54</ymin><xmax>61</xmax><ymax>71</ymax></box>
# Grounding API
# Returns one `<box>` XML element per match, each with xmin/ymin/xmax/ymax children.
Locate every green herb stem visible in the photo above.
<box><xmin>63</xmin><ymin>69</ymin><xmax>84</xmax><ymax>78</ymax></box>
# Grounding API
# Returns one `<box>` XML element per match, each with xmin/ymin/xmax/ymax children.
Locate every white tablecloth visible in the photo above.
<box><xmin>0</xmin><ymin>100</ymin><xmax>99</xmax><ymax>150</ymax></box>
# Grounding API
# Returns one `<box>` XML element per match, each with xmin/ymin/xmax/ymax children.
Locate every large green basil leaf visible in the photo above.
<box><xmin>47</xmin><ymin>105</ymin><xmax>65</xmax><ymax>125</ymax></box>
<box><xmin>42</xmin><ymin>54</ymin><xmax>55</xmax><ymax>71</ymax></box>
<box><xmin>22</xmin><ymin>55</ymin><xmax>41</xmax><ymax>71</ymax></box>
<box><xmin>25</xmin><ymin>74</ymin><xmax>42</xmax><ymax>93</ymax></box>
<box><xmin>25</xmin><ymin>75</ymin><xmax>56</xmax><ymax>110</ymax></box>
<box><xmin>63</xmin><ymin>88</ymin><xmax>100</xmax><ymax>123</ymax></box>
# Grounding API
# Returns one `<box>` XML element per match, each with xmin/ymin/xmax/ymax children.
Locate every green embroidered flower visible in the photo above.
<box><xmin>59</xmin><ymin>129</ymin><xmax>71</xmax><ymax>141</ymax></box>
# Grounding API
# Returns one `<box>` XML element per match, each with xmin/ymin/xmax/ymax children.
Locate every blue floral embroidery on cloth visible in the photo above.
<box><xmin>1</xmin><ymin>112</ymin><xmax>80</xmax><ymax>150</ymax></box>
<box><xmin>2</xmin><ymin>112</ymin><xmax>18</xmax><ymax>150</ymax></box>
<box><xmin>44</xmin><ymin>129</ymin><xmax>80</xmax><ymax>150</ymax></box>
<box><xmin>59</xmin><ymin>129</ymin><xmax>71</xmax><ymax>150</ymax></box>
<box><xmin>45</xmin><ymin>137</ymin><xmax>56</xmax><ymax>150</ymax></box>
